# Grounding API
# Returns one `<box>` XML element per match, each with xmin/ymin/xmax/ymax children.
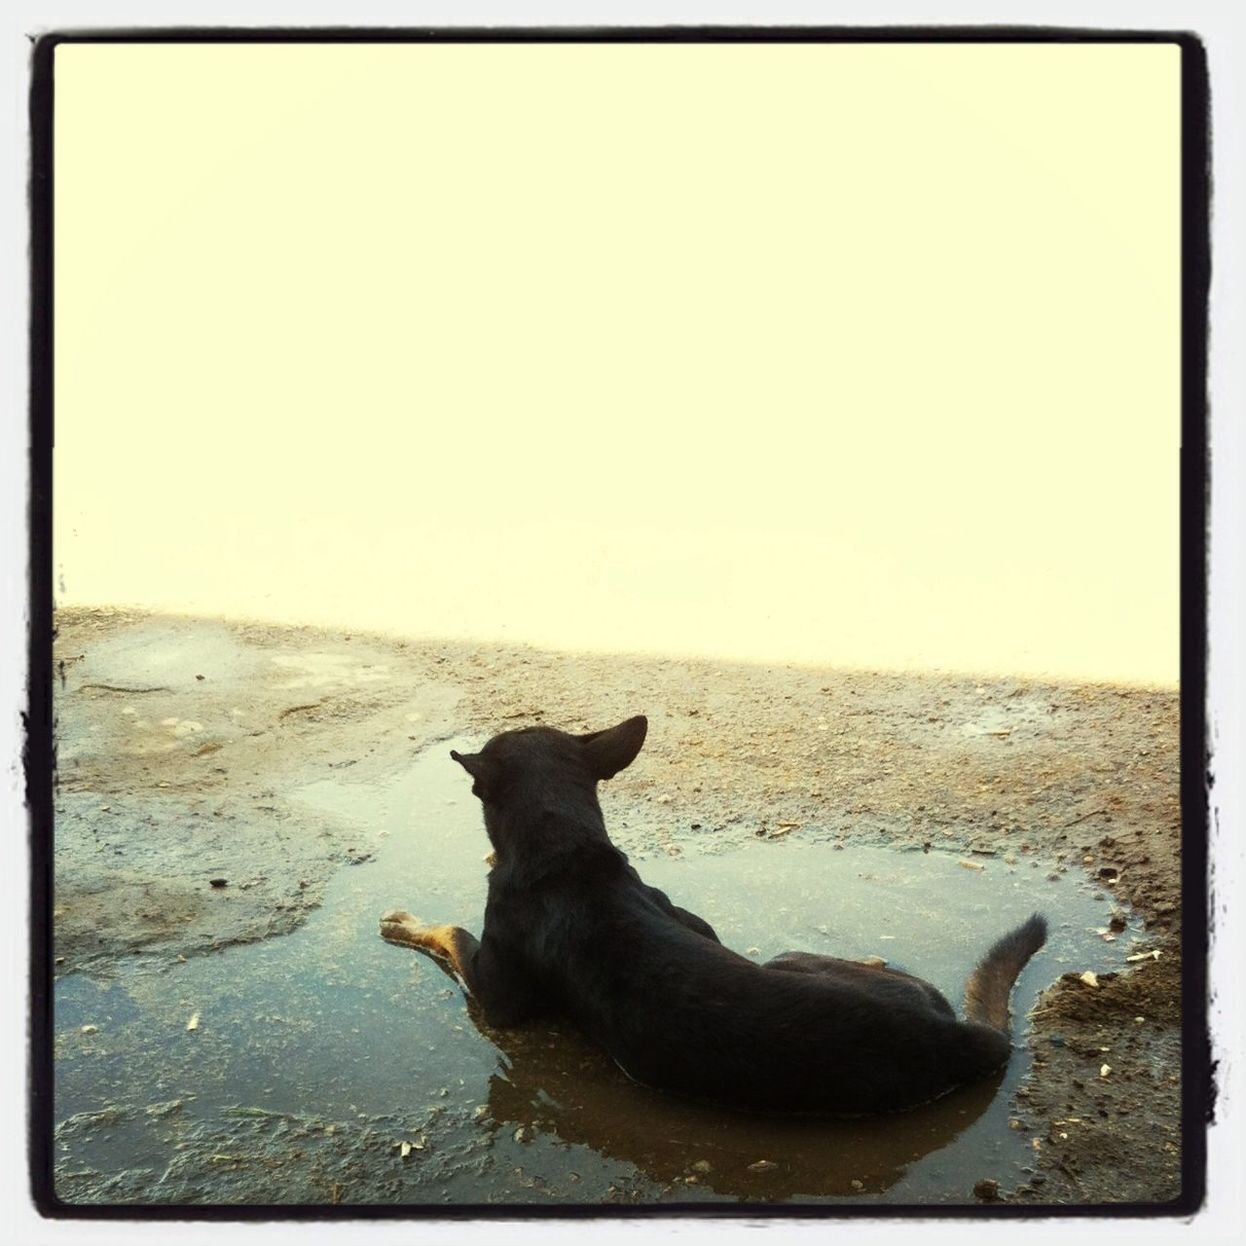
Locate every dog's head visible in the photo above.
<box><xmin>450</xmin><ymin>715</ymin><xmax>647</xmax><ymax>808</ymax></box>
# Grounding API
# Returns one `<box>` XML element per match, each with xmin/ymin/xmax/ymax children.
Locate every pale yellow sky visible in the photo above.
<box><xmin>53</xmin><ymin>42</ymin><xmax>1181</xmax><ymax>683</ymax></box>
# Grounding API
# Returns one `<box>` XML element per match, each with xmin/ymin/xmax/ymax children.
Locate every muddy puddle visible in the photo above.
<box><xmin>54</xmin><ymin>739</ymin><xmax>1145</xmax><ymax>1207</ymax></box>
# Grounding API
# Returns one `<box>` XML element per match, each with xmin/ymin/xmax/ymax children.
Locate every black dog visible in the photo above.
<box><xmin>380</xmin><ymin>715</ymin><xmax>1047</xmax><ymax>1115</ymax></box>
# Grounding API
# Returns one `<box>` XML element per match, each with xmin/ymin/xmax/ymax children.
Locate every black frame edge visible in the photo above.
<box><xmin>1178</xmin><ymin>31</ymin><xmax>1212</xmax><ymax>1220</ymax></box>
<box><xmin>11</xmin><ymin>23</ymin><xmax>1209</xmax><ymax>44</ymax></box>
<box><xmin>28</xmin><ymin>30</ymin><xmax>59</xmax><ymax>1220</ymax></box>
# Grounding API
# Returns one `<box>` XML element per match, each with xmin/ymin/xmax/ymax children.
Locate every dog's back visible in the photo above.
<box><xmin>503</xmin><ymin>846</ymin><xmax>1041</xmax><ymax>1113</ymax></box>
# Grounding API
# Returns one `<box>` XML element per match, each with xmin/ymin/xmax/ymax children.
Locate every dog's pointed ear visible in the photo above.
<box><xmin>579</xmin><ymin>715</ymin><xmax>648</xmax><ymax>781</ymax></box>
<box><xmin>451</xmin><ymin>749</ymin><xmax>495</xmax><ymax>793</ymax></box>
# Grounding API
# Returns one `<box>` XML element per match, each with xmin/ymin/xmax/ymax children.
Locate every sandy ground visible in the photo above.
<box><xmin>49</xmin><ymin>606</ymin><xmax>1185</xmax><ymax>1206</ymax></box>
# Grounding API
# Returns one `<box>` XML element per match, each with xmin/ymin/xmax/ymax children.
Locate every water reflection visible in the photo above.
<box><xmin>462</xmin><ymin>994</ymin><xmax>1003</xmax><ymax>1200</ymax></box>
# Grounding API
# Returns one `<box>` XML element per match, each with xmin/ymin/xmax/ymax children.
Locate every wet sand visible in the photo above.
<box><xmin>49</xmin><ymin>607</ymin><xmax>1184</xmax><ymax>1207</ymax></box>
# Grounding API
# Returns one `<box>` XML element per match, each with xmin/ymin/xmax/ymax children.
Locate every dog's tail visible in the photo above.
<box><xmin>962</xmin><ymin>913</ymin><xmax>1048</xmax><ymax>1033</ymax></box>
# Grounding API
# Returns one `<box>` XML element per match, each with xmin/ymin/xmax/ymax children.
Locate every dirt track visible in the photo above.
<box><xmin>51</xmin><ymin>607</ymin><xmax>1184</xmax><ymax>1207</ymax></box>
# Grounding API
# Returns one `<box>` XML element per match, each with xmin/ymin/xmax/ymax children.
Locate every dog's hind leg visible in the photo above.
<box><xmin>762</xmin><ymin>950</ymin><xmax>957</xmax><ymax>1016</ymax></box>
<box><xmin>763</xmin><ymin>950</ymin><xmax>888</xmax><ymax>974</ymax></box>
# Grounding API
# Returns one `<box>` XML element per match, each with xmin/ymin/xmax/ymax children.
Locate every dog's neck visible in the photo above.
<box><xmin>484</xmin><ymin>776</ymin><xmax>623</xmax><ymax>880</ymax></box>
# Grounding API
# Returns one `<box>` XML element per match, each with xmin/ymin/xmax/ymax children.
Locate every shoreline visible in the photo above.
<box><xmin>47</xmin><ymin>606</ymin><xmax>1184</xmax><ymax>1205</ymax></box>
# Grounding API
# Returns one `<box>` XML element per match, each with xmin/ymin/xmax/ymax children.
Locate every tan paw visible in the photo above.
<box><xmin>379</xmin><ymin>911</ymin><xmax>432</xmax><ymax>947</ymax></box>
<box><xmin>380</xmin><ymin>909</ymin><xmax>418</xmax><ymax>925</ymax></box>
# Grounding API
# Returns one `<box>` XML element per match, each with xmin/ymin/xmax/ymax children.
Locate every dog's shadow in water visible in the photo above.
<box><xmin>462</xmin><ymin>998</ymin><xmax>1006</xmax><ymax>1202</ymax></box>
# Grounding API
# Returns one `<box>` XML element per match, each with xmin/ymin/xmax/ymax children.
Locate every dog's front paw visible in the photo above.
<box><xmin>381</xmin><ymin>908</ymin><xmax>418</xmax><ymax>925</ymax></box>
<box><xmin>379</xmin><ymin>910</ymin><xmax>433</xmax><ymax>947</ymax></box>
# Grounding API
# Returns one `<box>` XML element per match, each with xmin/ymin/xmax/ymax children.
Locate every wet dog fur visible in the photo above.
<box><xmin>380</xmin><ymin>715</ymin><xmax>1047</xmax><ymax>1115</ymax></box>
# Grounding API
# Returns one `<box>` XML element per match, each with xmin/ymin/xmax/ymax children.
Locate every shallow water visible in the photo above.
<box><xmin>54</xmin><ymin>739</ymin><xmax>1142</xmax><ymax>1206</ymax></box>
